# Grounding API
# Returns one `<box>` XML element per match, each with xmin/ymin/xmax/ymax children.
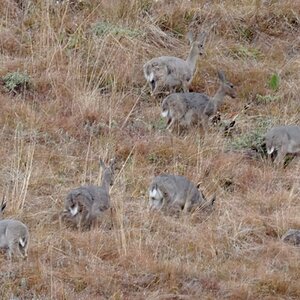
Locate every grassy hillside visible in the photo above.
<box><xmin>0</xmin><ymin>0</ymin><xmax>299</xmax><ymax>299</ymax></box>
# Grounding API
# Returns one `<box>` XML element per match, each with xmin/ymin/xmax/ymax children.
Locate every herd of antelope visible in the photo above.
<box><xmin>1</xmin><ymin>26</ymin><xmax>300</xmax><ymax>260</ymax></box>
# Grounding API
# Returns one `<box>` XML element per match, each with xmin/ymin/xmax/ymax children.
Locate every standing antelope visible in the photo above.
<box><xmin>161</xmin><ymin>71</ymin><xmax>237</xmax><ymax>134</ymax></box>
<box><xmin>143</xmin><ymin>31</ymin><xmax>207</xmax><ymax>95</ymax></box>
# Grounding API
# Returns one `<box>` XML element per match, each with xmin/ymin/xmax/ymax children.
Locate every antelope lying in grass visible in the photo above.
<box><xmin>143</xmin><ymin>31</ymin><xmax>207</xmax><ymax>95</ymax></box>
<box><xmin>0</xmin><ymin>198</ymin><xmax>29</xmax><ymax>259</ymax></box>
<box><xmin>62</xmin><ymin>159</ymin><xmax>115</xmax><ymax>230</ymax></box>
<box><xmin>161</xmin><ymin>71</ymin><xmax>237</xmax><ymax>134</ymax></box>
<box><xmin>149</xmin><ymin>174</ymin><xmax>215</xmax><ymax>214</ymax></box>
<box><xmin>265</xmin><ymin>125</ymin><xmax>300</xmax><ymax>166</ymax></box>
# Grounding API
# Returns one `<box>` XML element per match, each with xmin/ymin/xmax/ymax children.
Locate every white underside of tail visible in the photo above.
<box><xmin>19</xmin><ymin>237</ymin><xmax>26</xmax><ymax>247</ymax></box>
<box><xmin>69</xmin><ymin>204</ymin><xmax>79</xmax><ymax>216</ymax></box>
<box><xmin>161</xmin><ymin>110</ymin><xmax>168</xmax><ymax>117</ymax></box>
<box><xmin>149</xmin><ymin>188</ymin><xmax>159</xmax><ymax>198</ymax></box>
<box><xmin>267</xmin><ymin>146</ymin><xmax>275</xmax><ymax>154</ymax></box>
<box><xmin>145</xmin><ymin>72</ymin><xmax>154</xmax><ymax>82</ymax></box>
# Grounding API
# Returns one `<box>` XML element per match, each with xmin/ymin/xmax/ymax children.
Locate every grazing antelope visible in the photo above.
<box><xmin>149</xmin><ymin>174</ymin><xmax>215</xmax><ymax>214</ymax></box>
<box><xmin>62</xmin><ymin>159</ymin><xmax>115</xmax><ymax>230</ymax></box>
<box><xmin>0</xmin><ymin>198</ymin><xmax>29</xmax><ymax>259</ymax></box>
<box><xmin>265</xmin><ymin>125</ymin><xmax>300</xmax><ymax>166</ymax></box>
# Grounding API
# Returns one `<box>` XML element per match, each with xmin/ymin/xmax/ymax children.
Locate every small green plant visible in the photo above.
<box><xmin>256</xmin><ymin>94</ymin><xmax>280</xmax><ymax>104</ymax></box>
<box><xmin>65</xmin><ymin>29</ymin><xmax>85</xmax><ymax>49</ymax></box>
<box><xmin>231</xmin><ymin>130</ymin><xmax>265</xmax><ymax>151</ymax></box>
<box><xmin>152</xmin><ymin>117</ymin><xmax>166</xmax><ymax>131</ymax></box>
<box><xmin>237</xmin><ymin>26</ymin><xmax>255</xmax><ymax>42</ymax></box>
<box><xmin>92</xmin><ymin>21</ymin><xmax>141</xmax><ymax>38</ymax></box>
<box><xmin>268</xmin><ymin>73</ymin><xmax>280</xmax><ymax>91</ymax></box>
<box><xmin>229</xmin><ymin>117</ymin><xmax>274</xmax><ymax>156</ymax></box>
<box><xmin>148</xmin><ymin>153</ymin><xmax>159</xmax><ymax>164</ymax></box>
<box><xmin>2</xmin><ymin>71</ymin><xmax>31</xmax><ymax>93</ymax></box>
<box><xmin>229</xmin><ymin>45</ymin><xmax>262</xmax><ymax>60</ymax></box>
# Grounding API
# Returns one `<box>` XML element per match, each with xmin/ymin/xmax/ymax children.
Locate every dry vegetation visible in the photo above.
<box><xmin>0</xmin><ymin>0</ymin><xmax>300</xmax><ymax>299</ymax></box>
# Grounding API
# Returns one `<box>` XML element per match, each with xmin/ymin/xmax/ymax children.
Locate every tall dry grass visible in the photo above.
<box><xmin>0</xmin><ymin>0</ymin><xmax>299</xmax><ymax>299</ymax></box>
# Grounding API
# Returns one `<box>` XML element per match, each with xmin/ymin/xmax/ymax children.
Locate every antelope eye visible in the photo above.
<box><xmin>230</xmin><ymin>84</ymin><xmax>234</xmax><ymax>88</ymax></box>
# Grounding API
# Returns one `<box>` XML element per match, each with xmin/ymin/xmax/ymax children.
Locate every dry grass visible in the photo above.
<box><xmin>0</xmin><ymin>0</ymin><xmax>300</xmax><ymax>299</ymax></box>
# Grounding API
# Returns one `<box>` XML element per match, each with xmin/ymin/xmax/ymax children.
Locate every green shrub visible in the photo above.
<box><xmin>256</xmin><ymin>94</ymin><xmax>280</xmax><ymax>104</ymax></box>
<box><xmin>229</xmin><ymin>117</ymin><xmax>274</xmax><ymax>156</ymax></box>
<box><xmin>268</xmin><ymin>73</ymin><xmax>280</xmax><ymax>91</ymax></box>
<box><xmin>229</xmin><ymin>45</ymin><xmax>262</xmax><ymax>60</ymax></box>
<box><xmin>236</xmin><ymin>25</ymin><xmax>255</xmax><ymax>42</ymax></box>
<box><xmin>92</xmin><ymin>21</ymin><xmax>141</xmax><ymax>38</ymax></box>
<box><xmin>152</xmin><ymin>117</ymin><xmax>166</xmax><ymax>131</ymax></box>
<box><xmin>2</xmin><ymin>71</ymin><xmax>31</xmax><ymax>93</ymax></box>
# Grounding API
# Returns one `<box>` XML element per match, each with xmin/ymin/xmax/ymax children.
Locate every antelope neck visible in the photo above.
<box><xmin>211</xmin><ymin>86</ymin><xmax>226</xmax><ymax>107</ymax></box>
<box><xmin>186</xmin><ymin>45</ymin><xmax>199</xmax><ymax>74</ymax></box>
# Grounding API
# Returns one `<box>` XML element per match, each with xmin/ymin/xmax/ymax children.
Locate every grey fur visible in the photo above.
<box><xmin>149</xmin><ymin>174</ymin><xmax>215</xmax><ymax>214</ymax></box>
<box><xmin>282</xmin><ymin>229</ymin><xmax>300</xmax><ymax>246</ymax></box>
<box><xmin>161</xmin><ymin>71</ymin><xmax>237</xmax><ymax>133</ymax></box>
<box><xmin>0</xmin><ymin>198</ymin><xmax>29</xmax><ymax>259</ymax></box>
<box><xmin>62</xmin><ymin>159</ymin><xmax>115</xmax><ymax>230</ymax></box>
<box><xmin>265</xmin><ymin>125</ymin><xmax>300</xmax><ymax>165</ymax></box>
<box><xmin>143</xmin><ymin>31</ymin><xmax>207</xmax><ymax>95</ymax></box>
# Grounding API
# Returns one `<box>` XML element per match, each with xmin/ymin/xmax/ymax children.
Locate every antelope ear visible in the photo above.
<box><xmin>217</xmin><ymin>70</ymin><xmax>226</xmax><ymax>82</ymax></box>
<box><xmin>109</xmin><ymin>158</ymin><xmax>116</xmax><ymax>170</ymax></box>
<box><xmin>99</xmin><ymin>158</ymin><xmax>106</xmax><ymax>169</ymax></box>
<box><xmin>187</xmin><ymin>31</ymin><xmax>194</xmax><ymax>45</ymax></box>
<box><xmin>197</xmin><ymin>31</ymin><xmax>207</xmax><ymax>44</ymax></box>
<box><xmin>1</xmin><ymin>202</ymin><xmax>6</xmax><ymax>212</ymax></box>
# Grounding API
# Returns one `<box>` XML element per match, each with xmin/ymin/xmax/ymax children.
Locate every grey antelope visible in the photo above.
<box><xmin>0</xmin><ymin>198</ymin><xmax>29</xmax><ymax>259</ymax></box>
<box><xmin>265</xmin><ymin>125</ymin><xmax>300</xmax><ymax>166</ymax></box>
<box><xmin>161</xmin><ymin>71</ymin><xmax>237</xmax><ymax>134</ymax></box>
<box><xmin>149</xmin><ymin>174</ymin><xmax>215</xmax><ymax>214</ymax></box>
<box><xmin>62</xmin><ymin>159</ymin><xmax>115</xmax><ymax>230</ymax></box>
<box><xmin>143</xmin><ymin>30</ymin><xmax>208</xmax><ymax>95</ymax></box>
